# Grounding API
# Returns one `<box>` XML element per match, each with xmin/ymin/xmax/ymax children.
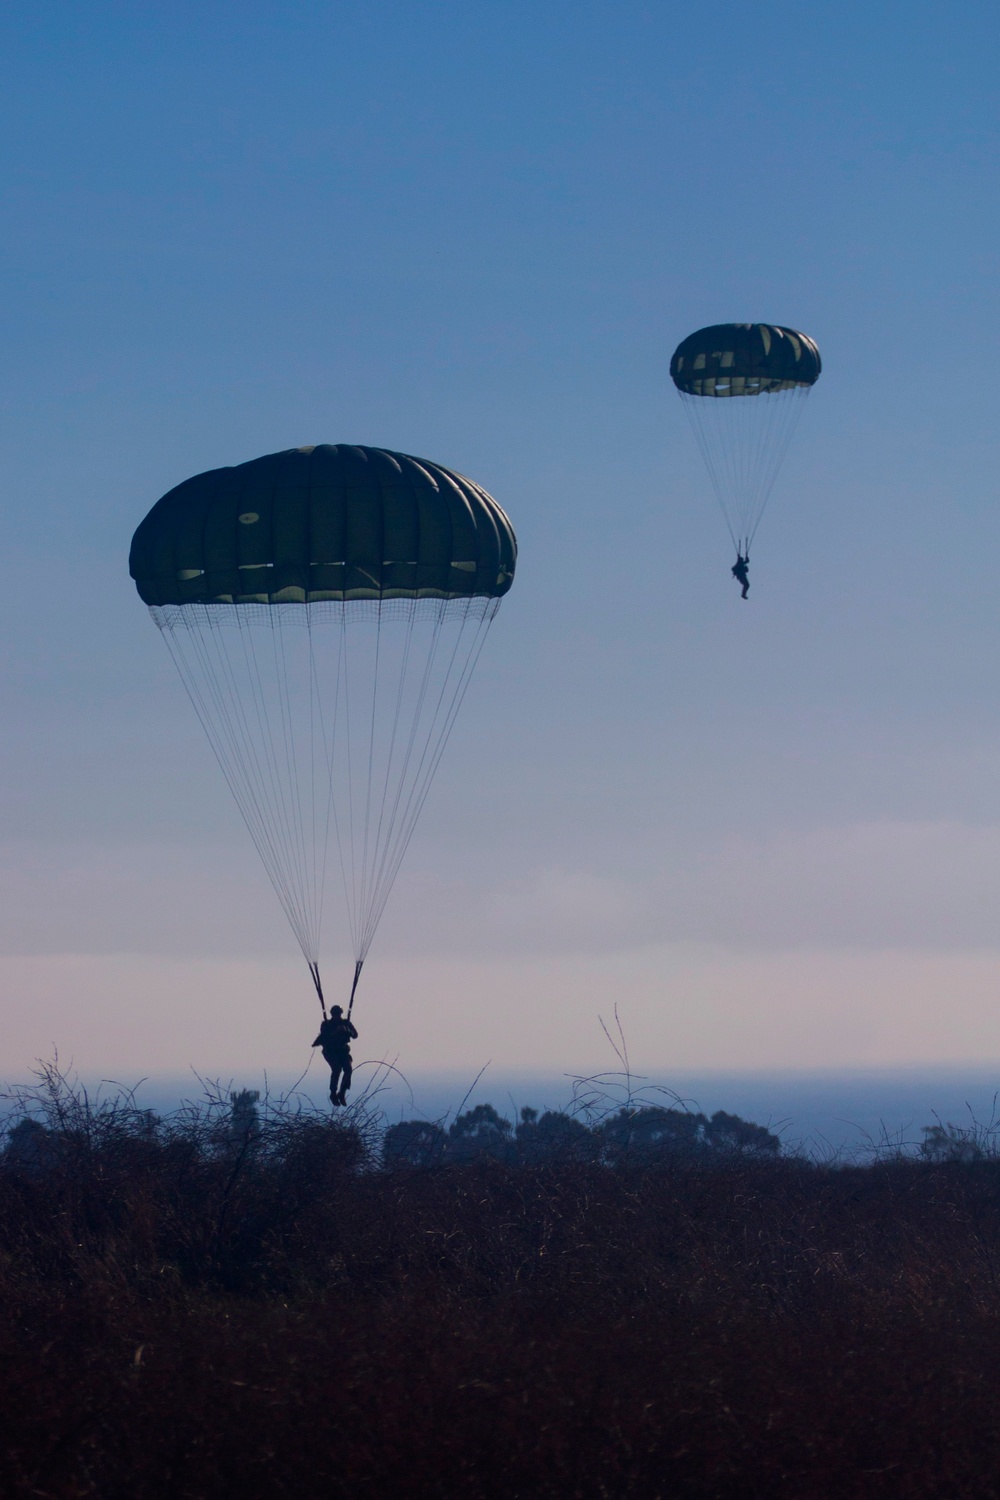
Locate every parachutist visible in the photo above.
<box><xmin>313</xmin><ymin>1005</ymin><xmax>358</xmax><ymax>1106</ymax></box>
<box><xmin>731</xmin><ymin>554</ymin><xmax>750</xmax><ymax>600</ymax></box>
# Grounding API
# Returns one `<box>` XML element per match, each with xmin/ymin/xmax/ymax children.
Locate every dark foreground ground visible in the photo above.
<box><xmin>4</xmin><ymin>1087</ymin><xmax>1000</xmax><ymax>1499</ymax></box>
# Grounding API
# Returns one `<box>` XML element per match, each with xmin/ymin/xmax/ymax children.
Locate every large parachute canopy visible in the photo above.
<box><xmin>670</xmin><ymin>323</ymin><xmax>821</xmax><ymax>557</ymax></box>
<box><xmin>130</xmin><ymin>443</ymin><xmax>516</xmax><ymax>1014</ymax></box>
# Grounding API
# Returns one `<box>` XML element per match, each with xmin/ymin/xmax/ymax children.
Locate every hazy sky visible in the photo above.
<box><xmin>2</xmin><ymin>1</ymin><xmax>1000</xmax><ymax>1082</ymax></box>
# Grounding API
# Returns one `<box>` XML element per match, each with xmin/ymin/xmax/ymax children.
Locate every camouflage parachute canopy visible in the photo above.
<box><xmin>670</xmin><ymin>324</ymin><xmax>821</xmax><ymax>398</ymax></box>
<box><xmin>129</xmin><ymin>444</ymin><xmax>517</xmax><ymax>607</ymax></box>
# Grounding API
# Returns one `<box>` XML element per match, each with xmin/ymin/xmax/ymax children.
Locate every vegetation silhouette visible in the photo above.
<box><xmin>3</xmin><ymin>1058</ymin><xmax>1000</xmax><ymax>1495</ymax></box>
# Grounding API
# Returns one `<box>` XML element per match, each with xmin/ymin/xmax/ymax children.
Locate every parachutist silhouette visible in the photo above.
<box><xmin>313</xmin><ymin>1005</ymin><xmax>358</xmax><ymax>1106</ymax></box>
<box><xmin>731</xmin><ymin>554</ymin><xmax>750</xmax><ymax>599</ymax></box>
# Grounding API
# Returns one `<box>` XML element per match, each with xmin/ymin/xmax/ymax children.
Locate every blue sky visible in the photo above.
<box><xmin>2</xmin><ymin>1</ymin><xmax>1000</xmax><ymax>1080</ymax></box>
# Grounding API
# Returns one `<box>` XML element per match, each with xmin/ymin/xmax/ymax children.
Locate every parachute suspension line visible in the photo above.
<box><xmin>222</xmin><ymin>613</ymin><xmax>304</xmax><ymax>947</ymax></box>
<box><xmin>237</xmin><ymin>612</ymin><xmax>316</xmax><ymax>959</ymax></box>
<box><xmin>353</xmin><ymin>601</ymin><xmax>445</xmax><ymax>960</ymax></box>
<box><xmin>322</xmin><ymin>611</ymin><xmax>353</xmax><ymax>961</ymax></box>
<box><xmin>358</xmin><ymin>605</ymin><xmax>384</xmax><ymax>964</ymax></box>
<box><xmin>306</xmin><ymin>613</ymin><xmax>319</xmax><ymax>952</ymax></box>
<box><xmin>152</xmin><ymin>594</ymin><xmax>502</xmax><ymax>1008</ymax></box>
<box><xmin>347</xmin><ymin>959</ymin><xmax>363</xmax><ymax>1019</ymax></box>
<box><xmin>680</xmin><ymin>385</ymin><xmax>811</xmax><ymax>553</ymax></box>
<box><xmin>683</xmin><ymin>395</ymin><xmax>739</xmax><ymax>553</ymax></box>
<box><xmin>363</xmin><ymin>600</ymin><xmax>419</xmax><ymax>948</ymax></box>
<box><xmin>738</xmin><ymin>383</ymin><xmax>810</xmax><ymax>550</ymax></box>
<box><xmin>155</xmin><ymin>608</ymin><xmax>324</xmax><ymax>970</ymax></box>
<box><xmin>269</xmin><ymin>611</ymin><xmax>316</xmax><ymax>953</ymax></box>
<box><xmin>359</xmin><ymin>597</ymin><xmax>499</xmax><ymax>959</ymax></box>
<box><xmin>157</xmin><ymin>613</ymin><xmax>315</xmax><ymax>964</ymax></box>
<box><xmin>340</xmin><ymin>601</ymin><xmax>360</xmax><ymax>954</ymax></box>
<box><xmin>241</xmin><ymin>616</ymin><xmax>301</xmax><ymax>942</ymax></box>
<box><xmin>200</xmin><ymin>620</ymin><xmax>299</xmax><ymax>934</ymax></box>
<box><xmin>307</xmin><ymin>613</ymin><xmax>337</xmax><ymax>972</ymax></box>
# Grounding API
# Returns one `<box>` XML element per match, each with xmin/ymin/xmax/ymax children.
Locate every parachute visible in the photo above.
<box><xmin>670</xmin><ymin>323</ymin><xmax>821</xmax><ymax>558</ymax></box>
<box><xmin>130</xmin><ymin>443</ymin><xmax>516</xmax><ymax>1016</ymax></box>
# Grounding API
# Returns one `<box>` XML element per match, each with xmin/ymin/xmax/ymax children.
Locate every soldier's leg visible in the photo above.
<box><xmin>324</xmin><ymin>1052</ymin><xmax>343</xmax><ymax>1103</ymax></box>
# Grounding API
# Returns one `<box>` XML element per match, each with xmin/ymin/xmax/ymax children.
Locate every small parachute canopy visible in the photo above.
<box><xmin>129</xmin><ymin>444</ymin><xmax>516</xmax><ymax>607</ymax></box>
<box><xmin>670</xmin><ymin>323</ymin><xmax>821</xmax><ymax>399</ymax></box>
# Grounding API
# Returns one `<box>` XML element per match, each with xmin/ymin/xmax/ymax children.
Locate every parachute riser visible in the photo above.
<box><xmin>348</xmin><ymin>960</ymin><xmax>364</xmax><ymax>1020</ymax></box>
<box><xmin>309</xmin><ymin>961</ymin><xmax>327</xmax><ymax>1019</ymax></box>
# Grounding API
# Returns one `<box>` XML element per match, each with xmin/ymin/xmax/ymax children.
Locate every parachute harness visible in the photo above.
<box><xmin>152</xmin><ymin>596</ymin><xmax>500</xmax><ymax>1016</ymax></box>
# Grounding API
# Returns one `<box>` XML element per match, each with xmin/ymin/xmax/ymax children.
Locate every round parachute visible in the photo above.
<box><xmin>670</xmin><ymin>323</ymin><xmax>821</xmax><ymax>398</ymax></box>
<box><xmin>670</xmin><ymin>323</ymin><xmax>821</xmax><ymax>555</ymax></box>
<box><xmin>130</xmin><ymin>444</ymin><xmax>516</xmax><ymax>1013</ymax></box>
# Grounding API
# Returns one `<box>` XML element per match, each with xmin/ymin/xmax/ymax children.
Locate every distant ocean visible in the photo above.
<box><xmin>43</xmin><ymin>1065</ymin><xmax>1000</xmax><ymax>1159</ymax></box>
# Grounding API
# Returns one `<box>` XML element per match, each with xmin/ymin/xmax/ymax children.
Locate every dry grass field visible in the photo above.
<box><xmin>3</xmin><ymin>1073</ymin><xmax>1000</xmax><ymax>1498</ymax></box>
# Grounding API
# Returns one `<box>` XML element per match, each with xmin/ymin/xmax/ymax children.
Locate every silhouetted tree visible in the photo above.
<box><xmin>227</xmin><ymin>1090</ymin><xmax>261</xmax><ymax>1153</ymax></box>
<box><xmin>597</xmin><ymin>1106</ymin><xmax>780</xmax><ymax>1164</ymax></box>
<box><xmin>516</xmin><ymin>1107</ymin><xmax>598</xmax><ymax>1164</ymax></box>
<box><xmin>448</xmin><ymin>1104</ymin><xmax>513</xmax><ymax>1160</ymax></box>
<box><xmin>383</xmin><ymin>1119</ymin><xmax>448</xmax><ymax>1168</ymax></box>
<box><xmin>597</xmin><ymin>1106</ymin><xmax>706</xmax><ymax>1163</ymax></box>
<box><xmin>705</xmin><ymin>1110</ymin><xmax>780</xmax><ymax>1157</ymax></box>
